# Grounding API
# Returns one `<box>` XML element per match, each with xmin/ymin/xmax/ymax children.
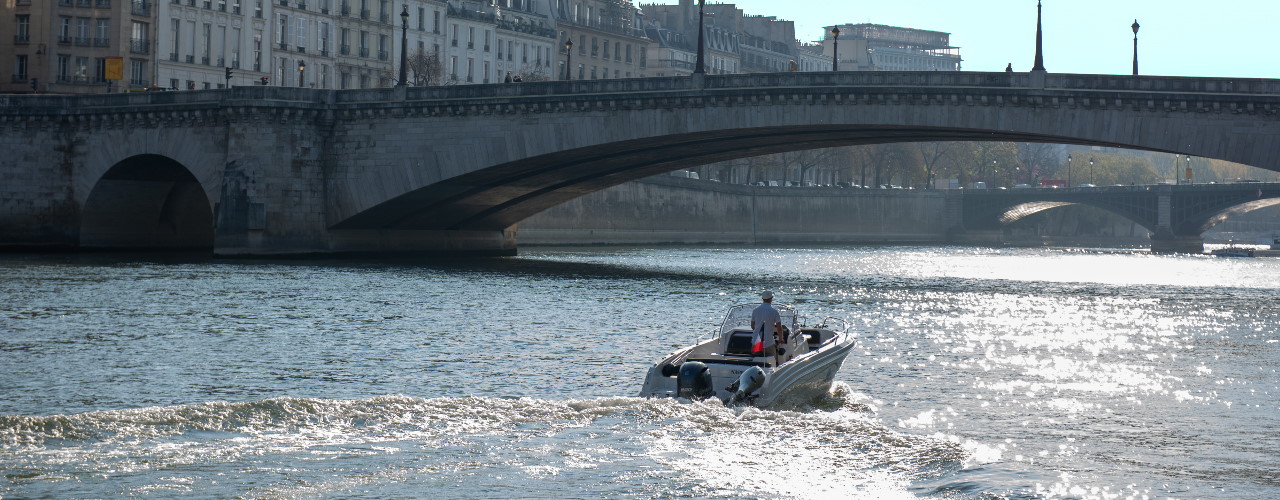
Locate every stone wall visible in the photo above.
<box><xmin>517</xmin><ymin>175</ymin><xmax>951</xmax><ymax>245</ymax></box>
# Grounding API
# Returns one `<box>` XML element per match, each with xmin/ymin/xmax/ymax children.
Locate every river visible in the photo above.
<box><xmin>1</xmin><ymin>246</ymin><xmax>1277</xmax><ymax>499</ymax></box>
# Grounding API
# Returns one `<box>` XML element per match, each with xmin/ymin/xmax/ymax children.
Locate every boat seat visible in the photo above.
<box><xmin>723</xmin><ymin>331</ymin><xmax>755</xmax><ymax>356</ymax></box>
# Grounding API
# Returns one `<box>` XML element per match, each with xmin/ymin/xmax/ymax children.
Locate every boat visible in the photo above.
<box><xmin>638</xmin><ymin>303</ymin><xmax>855</xmax><ymax>408</ymax></box>
<box><xmin>1211</xmin><ymin>241</ymin><xmax>1255</xmax><ymax>258</ymax></box>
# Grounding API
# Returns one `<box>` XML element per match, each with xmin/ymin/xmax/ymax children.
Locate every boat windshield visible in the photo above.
<box><xmin>719</xmin><ymin>303</ymin><xmax>799</xmax><ymax>336</ymax></box>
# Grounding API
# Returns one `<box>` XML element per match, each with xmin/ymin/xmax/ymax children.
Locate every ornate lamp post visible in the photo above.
<box><xmin>1067</xmin><ymin>154</ymin><xmax>1073</xmax><ymax>188</ymax></box>
<box><xmin>831</xmin><ymin>26</ymin><xmax>840</xmax><ymax>71</ymax></box>
<box><xmin>563</xmin><ymin>39</ymin><xmax>573</xmax><ymax>80</ymax></box>
<box><xmin>398</xmin><ymin>4</ymin><xmax>409</xmax><ymax>86</ymax></box>
<box><xmin>694</xmin><ymin>0</ymin><xmax>706</xmax><ymax>74</ymax></box>
<box><xmin>297</xmin><ymin>60</ymin><xmax>305</xmax><ymax>87</ymax></box>
<box><xmin>1131</xmin><ymin>19</ymin><xmax>1140</xmax><ymax>76</ymax></box>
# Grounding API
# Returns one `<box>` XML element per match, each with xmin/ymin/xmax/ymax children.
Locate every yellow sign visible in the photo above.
<box><xmin>105</xmin><ymin>57</ymin><xmax>123</xmax><ymax>80</ymax></box>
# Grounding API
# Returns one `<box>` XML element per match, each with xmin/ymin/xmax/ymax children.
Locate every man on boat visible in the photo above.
<box><xmin>751</xmin><ymin>291</ymin><xmax>782</xmax><ymax>365</ymax></box>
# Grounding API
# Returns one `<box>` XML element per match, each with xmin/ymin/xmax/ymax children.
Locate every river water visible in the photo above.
<box><xmin>1</xmin><ymin>246</ymin><xmax>1277</xmax><ymax>499</ymax></box>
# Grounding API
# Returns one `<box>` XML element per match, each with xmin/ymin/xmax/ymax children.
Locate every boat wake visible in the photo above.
<box><xmin>2</xmin><ymin>392</ymin><xmax>986</xmax><ymax>499</ymax></box>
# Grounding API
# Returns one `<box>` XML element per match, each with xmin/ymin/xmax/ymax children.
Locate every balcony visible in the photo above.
<box><xmin>201</xmin><ymin>56</ymin><xmax>209</xmax><ymax>65</ymax></box>
<box><xmin>58</xmin><ymin>36</ymin><xmax>72</xmax><ymax>45</ymax></box>
<box><xmin>75</xmin><ymin>37</ymin><xmax>91</xmax><ymax>46</ymax></box>
<box><xmin>96</xmin><ymin>0</ymin><xmax>111</xmax><ymax>6</ymax></box>
<box><xmin>340</xmin><ymin>44</ymin><xmax>350</xmax><ymax>55</ymax></box>
<box><xmin>93</xmin><ymin>37</ymin><xmax>109</xmax><ymax>47</ymax></box>
<box><xmin>203</xmin><ymin>0</ymin><xmax>211</xmax><ymax>8</ymax></box>
<box><xmin>279</xmin><ymin>42</ymin><xmax>288</xmax><ymax>50</ymax></box>
<box><xmin>216</xmin><ymin>57</ymin><xmax>224</xmax><ymax>66</ymax></box>
<box><xmin>14</xmin><ymin>35</ymin><xmax>29</xmax><ymax>45</ymax></box>
<box><xmin>379</xmin><ymin>12</ymin><xmax>388</xmax><ymax>23</ymax></box>
<box><xmin>340</xmin><ymin>4</ymin><xmax>349</xmax><ymax>15</ymax></box>
<box><xmin>297</xmin><ymin>0</ymin><xmax>305</xmax><ymax>8</ymax></box>
<box><xmin>233</xmin><ymin>5</ymin><xmax>239</xmax><ymax>13</ymax></box>
<box><xmin>295</xmin><ymin>46</ymin><xmax>305</xmax><ymax>53</ymax></box>
<box><xmin>129</xmin><ymin>38</ymin><xmax>149</xmax><ymax>54</ymax></box>
<box><xmin>359</xmin><ymin>47</ymin><xmax>368</xmax><ymax>57</ymax></box>
<box><xmin>59</xmin><ymin>0</ymin><xmax>72</xmax><ymax>5</ymax></box>
<box><xmin>77</xmin><ymin>0</ymin><xmax>91</xmax><ymax>6</ymax></box>
<box><xmin>360</xmin><ymin>8</ymin><xmax>369</xmax><ymax>19</ymax></box>
<box><xmin>319</xmin><ymin>49</ymin><xmax>328</xmax><ymax>56</ymax></box>
<box><xmin>185</xmin><ymin>54</ymin><xmax>194</xmax><ymax>63</ymax></box>
<box><xmin>377</xmin><ymin>49</ymin><xmax>387</xmax><ymax>61</ymax></box>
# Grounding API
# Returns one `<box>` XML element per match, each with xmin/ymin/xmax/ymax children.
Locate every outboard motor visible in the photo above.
<box><xmin>727</xmin><ymin>366</ymin><xmax>766</xmax><ymax>404</ymax></box>
<box><xmin>676</xmin><ymin>361</ymin><xmax>715</xmax><ymax>400</ymax></box>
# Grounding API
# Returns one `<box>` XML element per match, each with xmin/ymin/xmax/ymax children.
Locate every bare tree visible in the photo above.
<box><xmin>407</xmin><ymin>50</ymin><xmax>445</xmax><ymax>86</ymax></box>
<box><xmin>515</xmin><ymin>65</ymin><xmax>551</xmax><ymax>82</ymax></box>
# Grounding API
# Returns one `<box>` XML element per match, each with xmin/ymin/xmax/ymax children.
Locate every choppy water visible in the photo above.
<box><xmin>1</xmin><ymin>246</ymin><xmax>1277</xmax><ymax>499</ymax></box>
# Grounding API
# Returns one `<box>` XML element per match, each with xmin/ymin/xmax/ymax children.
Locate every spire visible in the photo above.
<box><xmin>1032</xmin><ymin>0</ymin><xmax>1046</xmax><ymax>71</ymax></box>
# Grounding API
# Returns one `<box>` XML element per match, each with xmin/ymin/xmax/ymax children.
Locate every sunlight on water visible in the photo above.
<box><xmin>2</xmin><ymin>247</ymin><xmax>1278</xmax><ymax>499</ymax></box>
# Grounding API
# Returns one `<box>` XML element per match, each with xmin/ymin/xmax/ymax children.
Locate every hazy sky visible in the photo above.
<box><xmin>650</xmin><ymin>0</ymin><xmax>1277</xmax><ymax>79</ymax></box>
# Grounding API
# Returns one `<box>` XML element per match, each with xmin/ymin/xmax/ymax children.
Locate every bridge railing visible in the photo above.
<box><xmin>4</xmin><ymin>71</ymin><xmax>1280</xmax><ymax>114</ymax></box>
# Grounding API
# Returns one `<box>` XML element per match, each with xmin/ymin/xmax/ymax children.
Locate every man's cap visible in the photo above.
<box><xmin>761</xmin><ymin>291</ymin><xmax>773</xmax><ymax>300</ymax></box>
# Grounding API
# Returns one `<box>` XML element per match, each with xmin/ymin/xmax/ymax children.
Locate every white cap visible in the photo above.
<box><xmin>761</xmin><ymin>291</ymin><xmax>774</xmax><ymax>300</ymax></box>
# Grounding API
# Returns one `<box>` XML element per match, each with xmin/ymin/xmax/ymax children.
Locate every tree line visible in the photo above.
<box><xmin>689</xmin><ymin>142</ymin><xmax>1277</xmax><ymax>188</ymax></box>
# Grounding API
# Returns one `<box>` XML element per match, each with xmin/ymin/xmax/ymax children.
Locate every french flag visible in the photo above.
<box><xmin>751</xmin><ymin>330</ymin><xmax>764</xmax><ymax>355</ymax></box>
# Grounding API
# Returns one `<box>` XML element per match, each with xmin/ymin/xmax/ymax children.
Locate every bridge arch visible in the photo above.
<box><xmin>80</xmin><ymin>154</ymin><xmax>214</xmax><ymax>251</ymax></box>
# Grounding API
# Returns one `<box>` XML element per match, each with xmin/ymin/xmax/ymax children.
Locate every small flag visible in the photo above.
<box><xmin>751</xmin><ymin>330</ymin><xmax>763</xmax><ymax>355</ymax></box>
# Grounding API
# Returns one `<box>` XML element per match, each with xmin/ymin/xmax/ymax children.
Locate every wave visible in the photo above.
<box><xmin>2</xmin><ymin>391</ymin><xmax>986</xmax><ymax>498</ymax></box>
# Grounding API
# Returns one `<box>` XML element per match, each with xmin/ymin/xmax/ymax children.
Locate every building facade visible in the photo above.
<box><xmin>551</xmin><ymin>0</ymin><xmax>646</xmax><ymax>80</ymax></box>
<box><xmin>2</xmin><ymin>0</ymin><xmax>156</xmax><ymax>93</ymax></box>
<box><xmin>826</xmin><ymin>23</ymin><xmax>962</xmax><ymax>72</ymax></box>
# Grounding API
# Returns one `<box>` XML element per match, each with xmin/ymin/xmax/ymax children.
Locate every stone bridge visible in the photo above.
<box><xmin>2</xmin><ymin>71</ymin><xmax>1279</xmax><ymax>255</ymax></box>
<box><xmin>958</xmin><ymin>183</ymin><xmax>1280</xmax><ymax>252</ymax></box>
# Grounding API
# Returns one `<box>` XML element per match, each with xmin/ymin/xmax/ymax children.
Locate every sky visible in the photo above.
<box><xmin>648</xmin><ymin>0</ymin><xmax>1278</xmax><ymax>79</ymax></box>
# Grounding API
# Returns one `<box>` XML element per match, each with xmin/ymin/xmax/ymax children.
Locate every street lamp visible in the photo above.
<box><xmin>563</xmin><ymin>38</ymin><xmax>573</xmax><ymax>80</ymax></box>
<box><xmin>831</xmin><ymin>26</ymin><xmax>840</xmax><ymax>71</ymax></box>
<box><xmin>1131</xmin><ymin>20</ymin><xmax>1140</xmax><ymax>76</ymax></box>
<box><xmin>1185</xmin><ymin>155</ymin><xmax>1193</xmax><ymax>184</ymax></box>
<box><xmin>398</xmin><ymin>4</ymin><xmax>409</xmax><ymax>86</ymax></box>
<box><xmin>693</xmin><ymin>0</ymin><xmax>706</xmax><ymax>74</ymax></box>
<box><xmin>1089</xmin><ymin>157</ymin><xmax>1095</xmax><ymax>185</ymax></box>
<box><xmin>297</xmin><ymin>60</ymin><xmax>305</xmax><ymax>87</ymax></box>
<box><xmin>1064</xmin><ymin>153</ymin><xmax>1075</xmax><ymax>189</ymax></box>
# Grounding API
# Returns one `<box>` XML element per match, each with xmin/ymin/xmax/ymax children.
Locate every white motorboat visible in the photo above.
<box><xmin>638</xmin><ymin>303</ymin><xmax>856</xmax><ymax>408</ymax></box>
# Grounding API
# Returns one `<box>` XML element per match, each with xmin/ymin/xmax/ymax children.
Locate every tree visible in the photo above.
<box><xmin>407</xmin><ymin>49</ymin><xmax>445</xmax><ymax>86</ymax></box>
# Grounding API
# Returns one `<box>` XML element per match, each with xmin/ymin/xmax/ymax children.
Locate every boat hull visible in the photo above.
<box><xmin>639</xmin><ymin>331</ymin><xmax>855</xmax><ymax>409</ymax></box>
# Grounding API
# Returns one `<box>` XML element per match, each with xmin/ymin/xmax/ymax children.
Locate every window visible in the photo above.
<box><xmin>57</xmin><ymin>55</ymin><xmax>70</xmax><ymax>81</ymax></box>
<box><xmin>96</xmin><ymin>19</ymin><xmax>110</xmax><ymax>46</ymax></box>
<box><xmin>296</xmin><ymin>17</ymin><xmax>306</xmax><ymax>51</ymax></box>
<box><xmin>231</xmin><ymin>27</ymin><xmax>241</xmax><ymax>67</ymax></box>
<box><xmin>77</xmin><ymin>18</ymin><xmax>90</xmax><ymax>45</ymax></box>
<box><xmin>433</xmin><ymin>11</ymin><xmax>439</xmax><ymax>34</ymax></box>
<box><xmin>60</xmin><ymin>17</ymin><xmax>72</xmax><ymax>43</ymax></box>
<box><xmin>417</xmin><ymin>7</ymin><xmax>423</xmax><ymax>31</ymax></box>
<box><xmin>14</xmin><ymin>55</ymin><xmax>28</xmax><ymax>80</ymax></box>
<box><xmin>465</xmin><ymin>57</ymin><xmax>473</xmax><ymax>82</ymax></box>
<box><xmin>601</xmin><ymin>38</ymin><xmax>608</xmax><ymax>59</ymax></box>
<box><xmin>15</xmin><ymin>15</ymin><xmax>30</xmax><ymax>43</ymax></box>
<box><xmin>130</xmin><ymin>59</ymin><xmax>146</xmax><ymax>86</ymax></box>
<box><xmin>277</xmin><ymin>14</ymin><xmax>288</xmax><ymax>48</ymax></box>
<box><xmin>319</xmin><ymin>22</ymin><xmax>328</xmax><ymax>55</ymax></box>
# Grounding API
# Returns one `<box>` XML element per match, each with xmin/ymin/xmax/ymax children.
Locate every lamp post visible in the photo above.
<box><xmin>297</xmin><ymin>60</ymin><xmax>305</xmax><ymax>87</ymax></box>
<box><xmin>1067</xmin><ymin>154</ymin><xmax>1073</xmax><ymax>188</ymax></box>
<box><xmin>831</xmin><ymin>26</ymin><xmax>840</xmax><ymax>71</ymax></box>
<box><xmin>1089</xmin><ymin>157</ymin><xmax>1095</xmax><ymax>185</ymax></box>
<box><xmin>398</xmin><ymin>4</ymin><xmax>409</xmax><ymax>86</ymax></box>
<box><xmin>694</xmin><ymin>0</ymin><xmax>706</xmax><ymax>74</ymax></box>
<box><xmin>563</xmin><ymin>39</ymin><xmax>573</xmax><ymax>80</ymax></box>
<box><xmin>1185</xmin><ymin>155</ymin><xmax>1193</xmax><ymax>184</ymax></box>
<box><xmin>1131</xmin><ymin>19</ymin><xmax>1140</xmax><ymax>76</ymax></box>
